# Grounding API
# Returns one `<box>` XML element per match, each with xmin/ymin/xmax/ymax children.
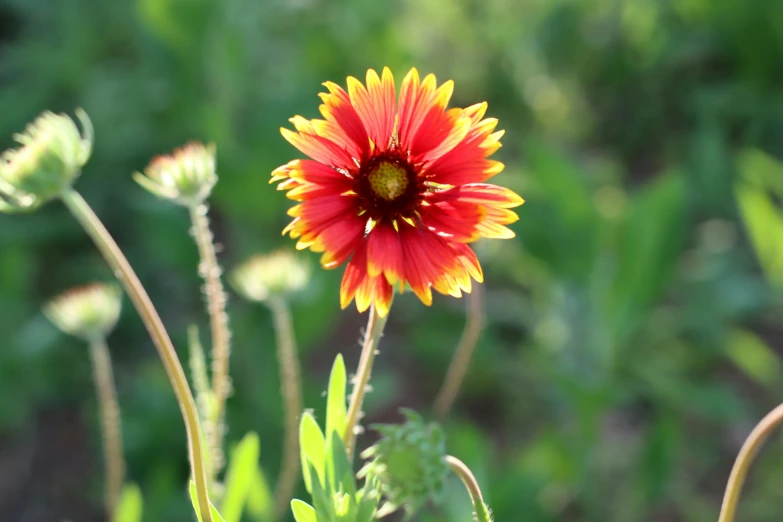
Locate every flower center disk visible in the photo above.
<box><xmin>367</xmin><ymin>161</ymin><xmax>409</xmax><ymax>202</ymax></box>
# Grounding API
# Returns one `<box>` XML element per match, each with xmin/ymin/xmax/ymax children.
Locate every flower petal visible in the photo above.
<box><xmin>319</xmin><ymin>81</ymin><xmax>371</xmax><ymax>158</ymax></box>
<box><xmin>397</xmin><ymin>69</ymin><xmax>439</xmax><ymax>151</ymax></box>
<box><xmin>281</xmin><ymin>117</ymin><xmax>355</xmax><ymax>168</ymax></box>
<box><xmin>366</xmin><ymin>221</ymin><xmax>404</xmax><ymax>284</ymax></box>
<box><xmin>347</xmin><ymin>67</ymin><xmax>396</xmax><ymax>153</ymax></box>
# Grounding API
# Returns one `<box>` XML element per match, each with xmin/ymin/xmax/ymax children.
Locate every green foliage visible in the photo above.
<box><xmin>221</xmin><ymin>432</ymin><xmax>261</xmax><ymax>522</ymax></box>
<box><xmin>112</xmin><ymin>483</ymin><xmax>143</xmax><ymax>522</ymax></box>
<box><xmin>189</xmin><ymin>481</ymin><xmax>226</xmax><ymax>522</ymax></box>
<box><xmin>4</xmin><ymin>0</ymin><xmax>783</xmax><ymax>520</ymax></box>
<box><xmin>294</xmin><ymin>355</ymin><xmax>379</xmax><ymax>522</ymax></box>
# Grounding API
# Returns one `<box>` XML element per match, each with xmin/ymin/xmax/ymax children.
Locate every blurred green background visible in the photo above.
<box><xmin>3</xmin><ymin>0</ymin><xmax>783</xmax><ymax>520</ymax></box>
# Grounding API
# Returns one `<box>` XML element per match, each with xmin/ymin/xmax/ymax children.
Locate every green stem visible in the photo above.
<box><xmin>718</xmin><ymin>402</ymin><xmax>783</xmax><ymax>522</ymax></box>
<box><xmin>189</xmin><ymin>203</ymin><xmax>231</xmax><ymax>481</ymax></box>
<box><xmin>61</xmin><ymin>189</ymin><xmax>213</xmax><ymax>522</ymax></box>
<box><xmin>445</xmin><ymin>455</ymin><xmax>493</xmax><ymax>522</ymax></box>
<box><xmin>434</xmin><ymin>285</ymin><xmax>485</xmax><ymax>420</ymax></box>
<box><xmin>344</xmin><ymin>303</ymin><xmax>390</xmax><ymax>458</ymax></box>
<box><xmin>88</xmin><ymin>336</ymin><xmax>125</xmax><ymax>521</ymax></box>
<box><xmin>268</xmin><ymin>298</ymin><xmax>303</xmax><ymax>520</ymax></box>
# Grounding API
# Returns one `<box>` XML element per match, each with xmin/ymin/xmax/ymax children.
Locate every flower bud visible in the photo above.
<box><xmin>231</xmin><ymin>249</ymin><xmax>310</xmax><ymax>303</ymax></box>
<box><xmin>44</xmin><ymin>283</ymin><xmax>122</xmax><ymax>341</ymax></box>
<box><xmin>0</xmin><ymin>109</ymin><xmax>93</xmax><ymax>212</ymax></box>
<box><xmin>358</xmin><ymin>409</ymin><xmax>449</xmax><ymax>515</ymax></box>
<box><xmin>134</xmin><ymin>142</ymin><xmax>217</xmax><ymax>207</ymax></box>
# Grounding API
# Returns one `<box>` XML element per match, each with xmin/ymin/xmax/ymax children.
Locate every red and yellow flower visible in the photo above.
<box><xmin>272</xmin><ymin>67</ymin><xmax>523</xmax><ymax>316</ymax></box>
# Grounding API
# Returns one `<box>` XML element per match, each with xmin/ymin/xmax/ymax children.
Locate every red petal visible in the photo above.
<box><xmin>366</xmin><ymin>222</ymin><xmax>404</xmax><ymax>284</ymax></box>
<box><xmin>347</xmin><ymin>68</ymin><xmax>396</xmax><ymax>153</ymax></box>
<box><xmin>319</xmin><ymin>81</ymin><xmax>371</xmax><ymax>158</ymax></box>
<box><xmin>397</xmin><ymin>69</ymin><xmax>439</xmax><ymax>151</ymax></box>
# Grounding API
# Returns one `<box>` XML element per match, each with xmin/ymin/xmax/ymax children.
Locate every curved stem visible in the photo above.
<box><xmin>446</xmin><ymin>455</ymin><xmax>493</xmax><ymax>522</ymax></box>
<box><xmin>61</xmin><ymin>190</ymin><xmax>213</xmax><ymax>522</ymax></box>
<box><xmin>344</xmin><ymin>303</ymin><xmax>390</xmax><ymax>458</ymax></box>
<box><xmin>268</xmin><ymin>298</ymin><xmax>303</xmax><ymax>520</ymax></box>
<box><xmin>718</xmin><ymin>402</ymin><xmax>783</xmax><ymax>522</ymax></box>
<box><xmin>88</xmin><ymin>336</ymin><xmax>125</xmax><ymax>521</ymax></box>
<box><xmin>189</xmin><ymin>203</ymin><xmax>231</xmax><ymax>480</ymax></box>
<box><xmin>434</xmin><ymin>285</ymin><xmax>485</xmax><ymax>420</ymax></box>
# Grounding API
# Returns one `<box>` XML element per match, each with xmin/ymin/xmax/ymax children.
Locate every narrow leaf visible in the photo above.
<box><xmin>299</xmin><ymin>412</ymin><xmax>326</xmax><ymax>494</ymax></box>
<box><xmin>221</xmin><ymin>432</ymin><xmax>260</xmax><ymax>522</ymax></box>
<box><xmin>326</xmin><ymin>354</ymin><xmax>347</xmax><ymax>443</ymax></box>
<box><xmin>245</xmin><ymin>466</ymin><xmax>274</xmax><ymax>521</ymax></box>
<box><xmin>112</xmin><ymin>483</ymin><xmax>143</xmax><ymax>522</ymax></box>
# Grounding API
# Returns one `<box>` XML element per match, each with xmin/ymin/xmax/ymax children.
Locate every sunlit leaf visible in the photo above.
<box><xmin>245</xmin><ymin>466</ymin><xmax>274</xmax><ymax>522</ymax></box>
<box><xmin>221</xmin><ymin>432</ymin><xmax>260</xmax><ymax>522</ymax></box>
<box><xmin>290</xmin><ymin>499</ymin><xmax>317</xmax><ymax>522</ymax></box>
<box><xmin>726</xmin><ymin>329</ymin><xmax>781</xmax><ymax>387</ymax></box>
<box><xmin>189</xmin><ymin>480</ymin><xmax>226</xmax><ymax>522</ymax></box>
<box><xmin>736</xmin><ymin>181</ymin><xmax>783</xmax><ymax>286</ymax></box>
<box><xmin>112</xmin><ymin>483</ymin><xmax>143</xmax><ymax>522</ymax></box>
<box><xmin>326</xmin><ymin>354</ymin><xmax>347</xmax><ymax>445</ymax></box>
<box><xmin>299</xmin><ymin>412</ymin><xmax>326</xmax><ymax>494</ymax></box>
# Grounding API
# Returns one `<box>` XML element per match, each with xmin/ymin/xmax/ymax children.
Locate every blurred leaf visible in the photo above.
<box><xmin>112</xmin><ymin>483</ymin><xmax>143</xmax><ymax>522</ymax></box>
<box><xmin>245</xmin><ymin>466</ymin><xmax>274</xmax><ymax>522</ymax></box>
<box><xmin>736</xmin><ymin>160</ymin><xmax>783</xmax><ymax>286</ymax></box>
<box><xmin>221</xmin><ymin>431</ymin><xmax>260</xmax><ymax>522</ymax></box>
<box><xmin>326</xmin><ymin>354</ymin><xmax>347</xmax><ymax>444</ymax></box>
<box><xmin>189</xmin><ymin>481</ymin><xmax>226</xmax><ymax>522</ymax></box>
<box><xmin>726</xmin><ymin>329</ymin><xmax>781</xmax><ymax>387</ymax></box>
<box><xmin>737</xmin><ymin>148</ymin><xmax>783</xmax><ymax>196</ymax></box>
<box><xmin>640</xmin><ymin>413</ymin><xmax>680</xmax><ymax>503</ymax></box>
<box><xmin>299</xmin><ymin>412</ymin><xmax>326</xmax><ymax>494</ymax></box>
<box><xmin>290</xmin><ymin>499</ymin><xmax>317</xmax><ymax>522</ymax></box>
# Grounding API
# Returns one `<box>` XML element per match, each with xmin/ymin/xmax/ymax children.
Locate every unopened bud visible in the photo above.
<box><xmin>231</xmin><ymin>249</ymin><xmax>310</xmax><ymax>303</ymax></box>
<box><xmin>0</xmin><ymin>109</ymin><xmax>93</xmax><ymax>212</ymax></box>
<box><xmin>134</xmin><ymin>142</ymin><xmax>217</xmax><ymax>207</ymax></box>
<box><xmin>44</xmin><ymin>283</ymin><xmax>122</xmax><ymax>341</ymax></box>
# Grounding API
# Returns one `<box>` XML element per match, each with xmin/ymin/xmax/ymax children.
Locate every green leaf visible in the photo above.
<box><xmin>245</xmin><ymin>466</ymin><xmax>274</xmax><ymax>521</ymax></box>
<box><xmin>189</xmin><ymin>480</ymin><xmax>226</xmax><ymax>522</ymax></box>
<box><xmin>309</xmin><ymin>461</ymin><xmax>334</xmax><ymax>520</ymax></box>
<box><xmin>291</xmin><ymin>499</ymin><xmax>317</xmax><ymax>522</ymax></box>
<box><xmin>300</xmin><ymin>412</ymin><xmax>326</xmax><ymax>494</ymax></box>
<box><xmin>325</xmin><ymin>354</ymin><xmax>347</xmax><ymax>445</ymax></box>
<box><xmin>736</xmin><ymin>181</ymin><xmax>783</xmax><ymax>286</ymax></box>
<box><xmin>221</xmin><ymin>432</ymin><xmax>260</xmax><ymax>522</ymax></box>
<box><xmin>726</xmin><ymin>329</ymin><xmax>781</xmax><ymax>387</ymax></box>
<box><xmin>329</xmin><ymin>432</ymin><xmax>355</xmax><ymax>497</ymax></box>
<box><xmin>112</xmin><ymin>483</ymin><xmax>143</xmax><ymax>522</ymax></box>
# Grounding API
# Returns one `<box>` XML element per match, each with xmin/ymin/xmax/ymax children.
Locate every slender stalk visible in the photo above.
<box><xmin>60</xmin><ymin>189</ymin><xmax>213</xmax><ymax>522</ymax></box>
<box><xmin>446</xmin><ymin>455</ymin><xmax>493</xmax><ymax>522</ymax></box>
<box><xmin>344</xmin><ymin>303</ymin><xmax>390</xmax><ymax>458</ymax></box>
<box><xmin>434</xmin><ymin>285</ymin><xmax>485</xmax><ymax>420</ymax></box>
<box><xmin>189</xmin><ymin>203</ymin><xmax>231</xmax><ymax>480</ymax></box>
<box><xmin>268</xmin><ymin>298</ymin><xmax>303</xmax><ymax>520</ymax></box>
<box><xmin>718</xmin><ymin>402</ymin><xmax>783</xmax><ymax>522</ymax></box>
<box><xmin>88</xmin><ymin>336</ymin><xmax>125</xmax><ymax>521</ymax></box>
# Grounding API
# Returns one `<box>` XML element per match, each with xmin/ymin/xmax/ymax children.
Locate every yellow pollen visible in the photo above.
<box><xmin>367</xmin><ymin>161</ymin><xmax>409</xmax><ymax>201</ymax></box>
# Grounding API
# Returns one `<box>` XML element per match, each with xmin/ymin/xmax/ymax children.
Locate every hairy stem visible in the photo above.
<box><xmin>344</xmin><ymin>303</ymin><xmax>390</xmax><ymax>458</ymax></box>
<box><xmin>446</xmin><ymin>455</ymin><xmax>493</xmax><ymax>522</ymax></box>
<box><xmin>268</xmin><ymin>298</ymin><xmax>303</xmax><ymax>520</ymax></box>
<box><xmin>189</xmin><ymin>203</ymin><xmax>231</xmax><ymax>480</ymax></box>
<box><xmin>718</xmin><ymin>402</ymin><xmax>783</xmax><ymax>522</ymax></box>
<box><xmin>88</xmin><ymin>336</ymin><xmax>125</xmax><ymax>521</ymax></box>
<box><xmin>61</xmin><ymin>189</ymin><xmax>213</xmax><ymax>522</ymax></box>
<box><xmin>434</xmin><ymin>285</ymin><xmax>485</xmax><ymax>420</ymax></box>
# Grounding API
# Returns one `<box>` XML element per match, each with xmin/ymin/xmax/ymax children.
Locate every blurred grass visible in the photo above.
<box><xmin>2</xmin><ymin>0</ymin><xmax>783</xmax><ymax>521</ymax></box>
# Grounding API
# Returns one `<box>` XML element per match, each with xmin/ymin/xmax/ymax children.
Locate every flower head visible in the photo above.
<box><xmin>358</xmin><ymin>409</ymin><xmax>449</xmax><ymax>515</ymax></box>
<box><xmin>231</xmin><ymin>249</ymin><xmax>311</xmax><ymax>303</ymax></box>
<box><xmin>44</xmin><ymin>283</ymin><xmax>122</xmax><ymax>341</ymax></box>
<box><xmin>272</xmin><ymin>68</ymin><xmax>523</xmax><ymax>316</ymax></box>
<box><xmin>0</xmin><ymin>109</ymin><xmax>93</xmax><ymax>212</ymax></box>
<box><xmin>134</xmin><ymin>142</ymin><xmax>217</xmax><ymax>206</ymax></box>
